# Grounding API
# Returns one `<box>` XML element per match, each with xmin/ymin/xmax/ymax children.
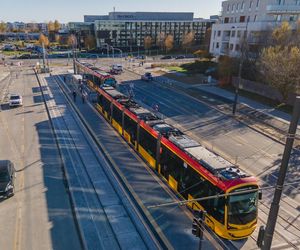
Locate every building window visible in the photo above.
<box><xmin>276</xmin><ymin>15</ymin><xmax>282</xmax><ymax>21</ymax></box>
<box><xmin>230</xmin><ymin>44</ymin><xmax>234</xmax><ymax>50</ymax></box>
<box><xmin>249</xmin><ymin>1</ymin><xmax>253</xmax><ymax>9</ymax></box>
<box><xmin>224</xmin><ymin>17</ymin><xmax>229</xmax><ymax>23</ymax></box>
<box><xmin>247</xmin><ymin>16</ymin><xmax>251</xmax><ymax>22</ymax></box>
<box><xmin>256</xmin><ymin>0</ymin><xmax>260</xmax><ymax>8</ymax></box>
<box><xmin>236</xmin><ymin>44</ymin><xmax>240</xmax><ymax>51</ymax></box>
<box><xmin>277</xmin><ymin>0</ymin><xmax>285</xmax><ymax>4</ymax></box>
<box><xmin>216</xmin><ymin>42</ymin><xmax>219</xmax><ymax>48</ymax></box>
<box><xmin>236</xmin><ymin>3</ymin><xmax>239</xmax><ymax>11</ymax></box>
<box><xmin>240</xmin><ymin>16</ymin><xmax>246</xmax><ymax>22</ymax></box>
<box><xmin>232</xmin><ymin>4</ymin><xmax>235</xmax><ymax>12</ymax></box>
<box><xmin>218</xmin><ymin>30</ymin><xmax>221</xmax><ymax>36</ymax></box>
<box><xmin>237</xmin><ymin>30</ymin><xmax>241</xmax><ymax>37</ymax></box>
<box><xmin>227</xmin><ymin>4</ymin><xmax>230</xmax><ymax>12</ymax></box>
<box><xmin>254</xmin><ymin>15</ymin><xmax>257</xmax><ymax>22</ymax></box>
<box><xmin>231</xmin><ymin>30</ymin><xmax>236</xmax><ymax>37</ymax></box>
<box><xmin>241</xmin><ymin>2</ymin><xmax>245</xmax><ymax>10</ymax></box>
<box><xmin>214</xmin><ymin>30</ymin><xmax>216</xmax><ymax>38</ymax></box>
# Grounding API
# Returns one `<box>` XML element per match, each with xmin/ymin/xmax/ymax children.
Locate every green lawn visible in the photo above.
<box><xmin>166</xmin><ymin>66</ymin><xmax>187</xmax><ymax>73</ymax></box>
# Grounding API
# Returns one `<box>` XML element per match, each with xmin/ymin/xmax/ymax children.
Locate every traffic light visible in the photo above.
<box><xmin>192</xmin><ymin>218</ymin><xmax>200</xmax><ymax>237</ymax></box>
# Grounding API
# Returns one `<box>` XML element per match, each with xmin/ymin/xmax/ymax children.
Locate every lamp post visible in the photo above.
<box><xmin>232</xmin><ymin>21</ymin><xmax>249</xmax><ymax>115</ymax></box>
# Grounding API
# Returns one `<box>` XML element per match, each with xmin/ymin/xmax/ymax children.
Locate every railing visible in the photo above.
<box><xmin>267</xmin><ymin>4</ymin><xmax>300</xmax><ymax>13</ymax></box>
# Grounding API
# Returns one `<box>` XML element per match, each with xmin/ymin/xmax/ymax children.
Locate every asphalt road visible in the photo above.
<box><xmin>0</xmin><ymin>65</ymin><xmax>81</xmax><ymax>250</ymax></box>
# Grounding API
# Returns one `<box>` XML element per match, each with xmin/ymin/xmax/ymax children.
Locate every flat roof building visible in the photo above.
<box><xmin>69</xmin><ymin>12</ymin><xmax>215</xmax><ymax>51</ymax></box>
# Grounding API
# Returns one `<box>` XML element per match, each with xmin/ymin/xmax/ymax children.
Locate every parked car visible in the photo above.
<box><xmin>18</xmin><ymin>54</ymin><xmax>31</xmax><ymax>59</ymax></box>
<box><xmin>175</xmin><ymin>55</ymin><xmax>185</xmax><ymax>59</ymax></box>
<box><xmin>9</xmin><ymin>94</ymin><xmax>23</xmax><ymax>107</ymax></box>
<box><xmin>161</xmin><ymin>55</ymin><xmax>172</xmax><ymax>60</ymax></box>
<box><xmin>141</xmin><ymin>72</ymin><xmax>153</xmax><ymax>81</ymax></box>
<box><xmin>0</xmin><ymin>160</ymin><xmax>16</xmax><ymax>199</ymax></box>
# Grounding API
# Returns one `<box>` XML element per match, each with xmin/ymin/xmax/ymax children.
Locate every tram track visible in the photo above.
<box><xmin>36</xmin><ymin>71</ymin><xmax>167</xmax><ymax>249</ymax></box>
<box><xmin>118</xmin><ymin>80</ymin><xmax>300</xmax><ymax>248</ymax></box>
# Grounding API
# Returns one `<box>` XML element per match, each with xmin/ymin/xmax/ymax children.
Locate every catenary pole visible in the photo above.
<box><xmin>262</xmin><ymin>96</ymin><xmax>300</xmax><ymax>249</ymax></box>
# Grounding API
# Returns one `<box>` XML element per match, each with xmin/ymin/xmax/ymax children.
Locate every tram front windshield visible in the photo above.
<box><xmin>228</xmin><ymin>191</ymin><xmax>257</xmax><ymax>225</ymax></box>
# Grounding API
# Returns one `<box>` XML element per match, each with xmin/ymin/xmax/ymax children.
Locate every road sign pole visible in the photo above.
<box><xmin>262</xmin><ymin>96</ymin><xmax>300</xmax><ymax>249</ymax></box>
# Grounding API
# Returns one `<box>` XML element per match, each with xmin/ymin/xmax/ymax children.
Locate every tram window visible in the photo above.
<box><xmin>139</xmin><ymin>127</ymin><xmax>157</xmax><ymax>157</ymax></box>
<box><xmin>95</xmin><ymin>76</ymin><xmax>101</xmax><ymax>86</ymax></box>
<box><xmin>113</xmin><ymin>105</ymin><xmax>122</xmax><ymax>124</ymax></box>
<box><xmin>124</xmin><ymin>114</ymin><xmax>137</xmax><ymax>141</ymax></box>
<box><xmin>208</xmin><ymin>187</ymin><xmax>225</xmax><ymax>224</ymax></box>
<box><xmin>102</xmin><ymin>97</ymin><xmax>111</xmax><ymax>115</ymax></box>
<box><xmin>97</xmin><ymin>94</ymin><xmax>103</xmax><ymax>106</ymax></box>
<box><xmin>160</xmin><ymin>145</ymin><xmax>182</xmax><ymax>180</ymax></box>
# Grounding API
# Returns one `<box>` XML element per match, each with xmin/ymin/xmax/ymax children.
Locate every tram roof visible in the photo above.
<box><xmin>105</xmin><ymin>88</ymin><xmax>126</xmax><ymax>99</ymax></box>
<box><xmin>169</xmin><ymin>134</ymin><xmax>248</xmax><ymax>180</ymax></box>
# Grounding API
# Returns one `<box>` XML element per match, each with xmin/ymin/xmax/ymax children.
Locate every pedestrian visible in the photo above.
<box><xmin>72</xmin><ymin>90</ymin><xmax>77</xmax><ymax>102</ymax></box>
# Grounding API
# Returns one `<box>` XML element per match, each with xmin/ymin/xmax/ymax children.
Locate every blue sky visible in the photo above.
<box><xmin>1</xmin><ymin>0</ymin><xmax>222</xmax><ymax>23</ymax></box>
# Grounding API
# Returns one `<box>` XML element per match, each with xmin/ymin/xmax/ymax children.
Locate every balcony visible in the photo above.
<box><xmin>267</xmin><ymin>5</ymin><xmax>300</xmax><ymax>14</ymax></box>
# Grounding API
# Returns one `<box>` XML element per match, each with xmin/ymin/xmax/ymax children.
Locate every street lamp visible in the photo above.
<box><xmin>232</xmin><ymin>21</ymin><xmax>249</xmax><ymax>115</ymax></box>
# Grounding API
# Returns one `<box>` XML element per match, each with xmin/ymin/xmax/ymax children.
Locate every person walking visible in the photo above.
<box><xmin>72</xmin><ymin>90</ymin><xmax>77</xmax><ymax>102</ymax></box>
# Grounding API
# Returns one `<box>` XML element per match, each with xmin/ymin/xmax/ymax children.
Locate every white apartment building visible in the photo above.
<box><xmin>210</xmin><ymin>0</ymin><xmax>300</xmax><ymax>57</ymax></box>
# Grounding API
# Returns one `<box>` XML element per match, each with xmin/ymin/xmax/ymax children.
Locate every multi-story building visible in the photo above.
<box><xmin>69</xmin><ymin>12</ymin><xmax>215</xmax><ymax>51</ymax></box>
<box><xmin>210</xmin><ymin>0</ymin><xmax>300</xmax><ymax>57</ymax></box>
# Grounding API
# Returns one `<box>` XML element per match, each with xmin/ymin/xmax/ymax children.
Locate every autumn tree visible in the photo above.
<box><xmin>144</xmin><ymin>36</ymin><xmax>152</xmax><ymax>54</ymax></box>
<box><xmin>165</xmin><ymin>34</ymin><xmax>174</xmax><ymax>53</ymax></box>
<box><xmin>259</xmin><ymin>21</ymin><xmax>300</xmax><ymax>102</ymax></box>
<box><xmin>182</xmin><ymin>31</ymin><xmax>195</xmax><ymax>54</ymax></box>
<box><xmin>39</xmin><ymin>33</ymin><xmax>49</xmax><ymax>47</ymax></box>
<box><xmin>67</xmin><ymin>34</ymin><xmax>77</xmax><ymax>48</ymax></box>
<box><xmin>84</xmin><ymin>35</ymin><xmax>96</xmax><ymax>50</ymax></box>
<box><xmin>54</xmin><ymin>20</ymin><xmax>61</xmax><ymax>32</ymax></box>
<box><xmin>48</xmin><ymin>21</ymin><xmax>55</xmax><ymax>32</ymax></box>
<box><xmin>0</xmin><ymin>21</ymin><xmax>7</xmax><ymax>33</ymax></box>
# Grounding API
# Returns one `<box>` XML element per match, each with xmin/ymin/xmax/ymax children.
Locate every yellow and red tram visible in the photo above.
<box><xmin>75</xmin><ymin>60</ymin><xmax>259</xmax><ymax>240</ymax></box>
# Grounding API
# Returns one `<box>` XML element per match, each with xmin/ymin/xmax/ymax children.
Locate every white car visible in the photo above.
<box><xmin>141</xmin><ymin>72</ymin><xmax>153</xmax><ymax>81</ymax></box>
<box><xmin>9</xmin><ymin>94</ymin><xmax>23</xmax><ymax>107</ymax></box>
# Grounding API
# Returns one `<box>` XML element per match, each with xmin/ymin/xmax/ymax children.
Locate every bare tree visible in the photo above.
<box><xmin>39</xmin><ymin>33</ymin><xmax>49</xmax><ymax>47</ymax></box>
<box><xmin>156</xmin><ymin>32</ymin><xmax>166</xmax><ymax>52</ymax></box>
<box><xmin>165</xmin><ymin>34</ymin><xmax>174</xmax><ymax>53</ymax></box>
<box><xmin>182</xmin><ymin>31</ymin><xmax>195</xmax><ymax>54</ymax></box>
<box><xmin>144</xmin><ymin>36</ymin><xmax>152</xmax><ymax>54</ymax></box>
<box><xmin>259</xmin><ymin>22</ymin><xmax>300</xmax><ymax>102</ymax></box>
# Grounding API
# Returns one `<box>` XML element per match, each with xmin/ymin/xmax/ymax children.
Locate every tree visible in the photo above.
<box><xmin>165</xmin><ymin>34</ymin><xmax>174</xmax><ymax>53</ymax></box>
<box><xmin>259</xmin><ymin>22</ymin><xmax>300</xmax><ymax>102</ymax></box>
<box><xmin>54</xmin><ymin>20</ymin><xmax>61</xmax><ymax>32</ymax></box>
<box><xmin>156</xmin><ymin>32</ymin><xmax>166</xmax><ymax>52</ymax></box>
<box><xmin>67</xmin><ymin>34</ymin><xmax>77</xmax><ymax>48</ymax></box>
<box><xmin>84</xmin><ymin>35</ymin><xmax>96</xmax><ymax>50</ymax></box>
<box><xmin>0</xmin><ymin>21</ymin><xmax>7</xmax><ymax>34</ymax></box>
<box><xmin>39</xmin><ymin>33</ymin><xmax>49</xmax><ymax>47</ymax></box>
<box><xmin>48</xmin><ymin>21</ymin><xmax>55</xmax><ymax>32</ymax></box>
<box><xmin>182</xmin><ymin>31</ymin><xmax>195</xmax><ymax>54</ymax></box>
<box><xmin>144</xmin><ymin>36</ymin><xmax>152</xmax><ymax>54</ymax></box>
<box><xmin>260</xmin><ymin>46</ymin><xmax>300</xmax><ymax>101</ymax></box>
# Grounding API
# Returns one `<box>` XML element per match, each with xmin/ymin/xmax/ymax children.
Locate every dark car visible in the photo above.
<box><xmin>175</xmin><ymin>55</ymin><xmax>185</xmax><ymax>59</ymax></box>
<box><xmin>0</xmin><ymin>160</ymin><xmax>16</xmax><ymax>199</ymax></box>
<box><xmin>160</xmin><ymin>55</ymin><xmax>172</xmax><ymax>60</ymax></box>
<box><xmin>135</xmin><ymin>55</ymin><xmax>145</xmax><ymax>59</ymax></box>
<box><xmin>18</xmin><ymin>54</ymin><xmax>31</xmax><ymax>59</ymax></box>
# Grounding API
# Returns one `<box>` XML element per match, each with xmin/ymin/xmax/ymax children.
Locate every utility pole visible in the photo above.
<box><xmin>232</xmin><ymin>21</ymin><xmax>248</xmax><ymax>115</ymax></box>
<box><xmin>262</xmin><ymin>96</ymin><xmax>300</xmax><ymax>249</ymax></box>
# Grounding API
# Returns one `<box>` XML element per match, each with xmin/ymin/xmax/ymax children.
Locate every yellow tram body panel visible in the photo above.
<box><xmin>168</xmin><ymin>175</ymin><xmax>178</xmax><ymax>191</ymax></box>
<box><xmin>138</xmin><ymin>145</ymin><xmax>156</xmax><ymax>169</ymax></box>
<box><xmin>112</xmin><ymin>119</ymin><xmax>123</xmax><ymax>135</ymax></box>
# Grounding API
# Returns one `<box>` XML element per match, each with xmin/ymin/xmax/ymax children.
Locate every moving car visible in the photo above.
<box><xmin>141</xmin><ymin>72</ymin><xmax>153</xmax><ymax>81</ymax></box>
<box><xmin>18</xmin><ymin>54</ymin><xmax>31</xmax><ymax>59</ymax></box>
<box><xmin>110</xmin><ymin>64</ymin><xmax>123</xmax><ymax>74</ymax></box>
<box><xmin>0</xmin><ymin>160</ymin><xmax>16</xmax><ymax>199</ymax></box>
<box><xmin>9</xmin><ymin>94</ymin><xmax>23</xmax><ymax>107</ymax></box>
